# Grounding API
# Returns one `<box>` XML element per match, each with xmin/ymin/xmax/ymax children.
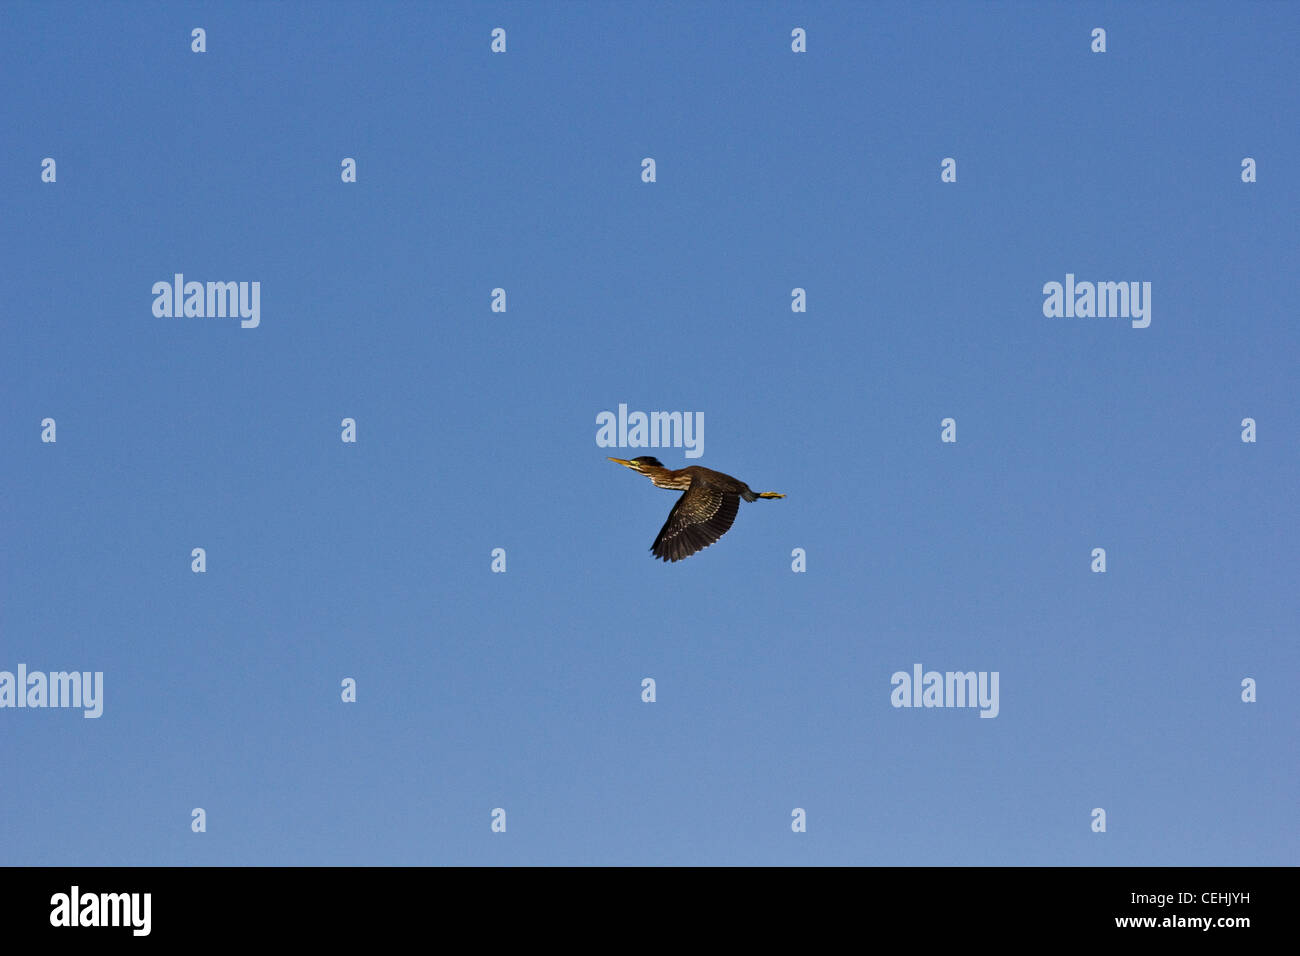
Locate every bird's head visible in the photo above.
<box><xmin>607</xmin><ymin>456</ymin><xmax>665</xmax><ymax>474</ymax></box>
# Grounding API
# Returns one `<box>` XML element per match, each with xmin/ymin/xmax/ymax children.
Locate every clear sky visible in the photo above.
<box><xmin>2</xmin><ymin>1</ymin><xmax>1296</xmax><ymax>866</ymax></box>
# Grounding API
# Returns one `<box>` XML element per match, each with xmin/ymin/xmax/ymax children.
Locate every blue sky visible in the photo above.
<box><xmin>1</xmin><ymin>1</ymin><xmax>1296</xmax><ymax>865</ymax></box>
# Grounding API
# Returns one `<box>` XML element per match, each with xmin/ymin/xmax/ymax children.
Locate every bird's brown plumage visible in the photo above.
<box><xmin>607</xmin><ymin>457</ymin><xmax>784</xmax><ymax>562</ymax></box>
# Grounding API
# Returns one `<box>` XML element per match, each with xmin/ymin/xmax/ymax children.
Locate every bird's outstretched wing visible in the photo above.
<box><xmin>651</xmin><ymin>487</ymin><xmax>740</xmax><ymax>562</ymax></box>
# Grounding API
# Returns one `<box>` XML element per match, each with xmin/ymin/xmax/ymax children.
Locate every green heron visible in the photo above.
<box><xmin>607</xmin><ymin>456</ymin><xmax>785</xmax><ymax>562</ymax></box>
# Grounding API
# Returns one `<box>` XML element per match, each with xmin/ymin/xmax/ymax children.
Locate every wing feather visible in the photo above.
<box><xmin>651</xmin><ymin>486</ymin><xmax>740</xmax><ymax>562</ymax></box>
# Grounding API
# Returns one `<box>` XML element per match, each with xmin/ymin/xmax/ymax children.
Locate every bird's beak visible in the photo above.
<box><xmin>607</xmin><ymin>457</ymin><xmax>635</xmax><ymax>468</ymax></box>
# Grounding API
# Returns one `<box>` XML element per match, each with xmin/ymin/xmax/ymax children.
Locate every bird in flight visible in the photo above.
<box><xmin>607</xmin><ymin>456</ymin><xmax>785</xmax><ymax>562</ymax></box>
